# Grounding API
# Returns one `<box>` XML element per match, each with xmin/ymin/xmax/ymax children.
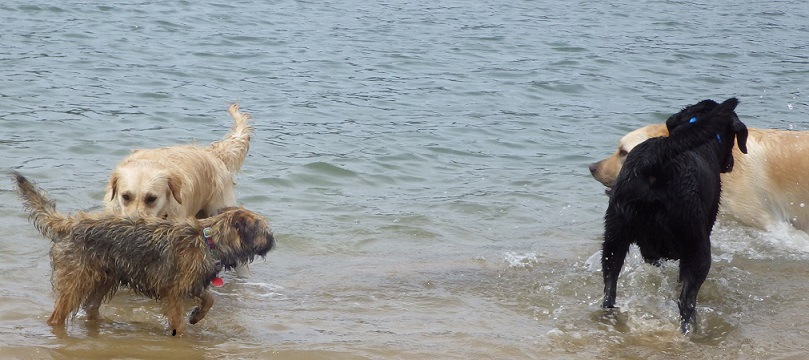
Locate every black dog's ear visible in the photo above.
<box><xmin>715</xmin><ymin>97</ymin><xmax>739</xmax><ymax>113</ymax></box>
<box><xmin>732</xmin><ymin>113</ymin><xmax>748</xmax><ymax>154</ymax></box>
<box><xmin>714</xmin><ymin>97</ymin><xmax>748</xmax><ymax>154</ymax></box>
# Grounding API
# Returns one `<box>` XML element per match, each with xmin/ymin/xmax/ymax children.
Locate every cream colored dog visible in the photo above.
<box><xmin>590</xmin><ymin>124</ymin><xmax>809</xmax><ymax>232</ymax></box>
<box><xmin>105</xmin><ymin>104</ymin><xmax>253</xmax><ymax>276</ymax></box>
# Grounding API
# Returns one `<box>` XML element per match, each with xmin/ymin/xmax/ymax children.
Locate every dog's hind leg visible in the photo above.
<box><xmin>48</xmin><ymin>266</ymin><xmax>98</xmax><ymax>327</ymax></box>
<box><xmin>601</xmin><ymin>225</ymin><xmax>632</xmax><ymax>308</ymax></box>
<box><xmin>189</xmin><ymin>290</ymin><xmax>214</xmax><ymax>325</ymax></box>
<box><xmin>81</xmin><ymin>278</ymin><xmax>116</xmax><ymax>321</ymax></box>
<box><xmin>48</xmin><ymin>289</ymin><xmax>86</xmax><ymax>327</ymax></box>
<box><xmin>677</xmin><ymin>242</ymin><xmax>711</xmax><ymax>334</ymax></box>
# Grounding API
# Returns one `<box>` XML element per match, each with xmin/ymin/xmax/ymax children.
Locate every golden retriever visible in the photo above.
<box><xmin>105</xmin><ymin>103</ymin><xmax>253</xmax><ymax>276</ymax></box>
<box><xmin>590</xmin><ymin>123</ymin><xmax>809</xmax><ymax>232</ymax></box>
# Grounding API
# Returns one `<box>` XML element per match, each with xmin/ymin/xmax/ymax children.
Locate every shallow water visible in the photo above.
<box><xmin>1</xmin><ymin>0</ymin><xmax>809</xmax><ymax>358</ymax></box>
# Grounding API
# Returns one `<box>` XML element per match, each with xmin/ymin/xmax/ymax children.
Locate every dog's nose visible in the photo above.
<box><xmin>589</xmin><ymin>162</ymin><xmax>599</xmax><ymax>176</ymax></box>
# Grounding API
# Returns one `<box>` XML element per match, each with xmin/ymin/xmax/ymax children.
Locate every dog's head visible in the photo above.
<box><xmin>590</xmin><ymin>99</ymin><xmax>748</xmax><ymax>190</ymax></box>
<box><xmin>203</xmin><ymin>207</ymin><xmax>275</xmax><ymax>270</ymax></box>
<box><xmin>107</xmin><ymin>160</ymin><xmax>183</xmax><ymax>219</ymax></box>
<box><xmin>665</xmin><ymin>97</ymin><xmax>748</xmax><ymax>173</ymax></box>
<box><xmin>589</xmin><ymin>124</ymin><xmax>669</xmax><ymax>189</ymax></box>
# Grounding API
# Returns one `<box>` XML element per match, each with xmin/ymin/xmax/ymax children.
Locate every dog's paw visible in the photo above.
<box><xmin>680</xmin><ymin>321</ymin><xmax>691</xmax><ymax>335</ymax></box>
<box><xmin>680</xmin><ymin>319</ymin><xmax>697</xmax><ymax>335</ymax></box>
<box><xmin>189</xmin><ymin>307</ymin><xmax>200</xmax><ymax>324</ymax></box>
<box><xmin>189</xmin><ymin>307</ymin><xmax>208</xmax><ymax>324</ymax></box>
<box><xmin>601</xmin><ymin>299</ymin><xmax>617</xmax><ymax>309</ymax></box>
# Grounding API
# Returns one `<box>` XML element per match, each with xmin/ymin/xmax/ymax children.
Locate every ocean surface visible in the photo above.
<box><xmin>1</xmin><ymin>0</ymin><xmax>809</xmax><ymax>358</ymax></box>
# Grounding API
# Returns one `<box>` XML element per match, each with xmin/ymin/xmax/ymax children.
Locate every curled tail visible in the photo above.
<box><xmin>12</xmin><ymin>171</ymin><xmax>70</xmax><ymax>241</ymax></box>
<box><xmin>208</xmin><ymin>103</ymin><xmax>253</xmax><ymax>173</ymax></box>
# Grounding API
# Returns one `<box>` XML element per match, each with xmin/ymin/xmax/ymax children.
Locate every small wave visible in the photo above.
<box><xmin>211</xmin><ymin>282</ymin><xmax>285</xmax><ymax>299</ymax></box>
<box><xmin>584</xmin><ymin>250</ymin><xmax>602</xmax><ymax>272</ymax></box>
<box><xmin>713</xmin><ymin>221</ymin><xmax>809</xmax><ymax>260</ymax></box>
<box><xmin>503</xmin><ymin>251</ymin><xmax>540</xmax><ymax>268</ymax></box>
<box><xmin>244</xmin><ymin>282</ymin><xmax>286</xmax><ymax>298</ymax></box>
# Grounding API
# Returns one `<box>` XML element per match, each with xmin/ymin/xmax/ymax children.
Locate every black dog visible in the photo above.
<box><xmin>601</xmin><ymin>97</ymin><xmax>748</xmax><ymax>334</ymax></box>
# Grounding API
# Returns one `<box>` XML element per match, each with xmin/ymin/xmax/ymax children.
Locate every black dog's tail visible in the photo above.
<box><xmin>644</xmin><ymin>97</ymin><xmax>740</xmax><ymax>170</ymax></box>
<box><xmin>12</xmin><ymin>171</ymin><xmax>71</xmax><ymax>242</ymax></box>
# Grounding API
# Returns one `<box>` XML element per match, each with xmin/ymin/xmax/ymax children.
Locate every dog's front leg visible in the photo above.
<box><xmin>189</xmin><ymin>290</ymin><xmax>215</xmax><ymax>325</ymax></box>
<box><xmin>163</xmin><ymin>294</ymin><xmax>186</xmax><ymax>336</ymax></box>
<box><xmin>601</xmin><ymin>230</ymin><xmax>631</xmax><ymax>308</ymax></box>
<box><xmin>677</xmin><ymin>251</ymin><xmax>711</xmax><ymax>334</ymax></box>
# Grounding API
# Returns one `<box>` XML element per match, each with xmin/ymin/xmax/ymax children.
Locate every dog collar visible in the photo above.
<box><xmin>202</xmin><ymin>227</ymin><xmax>224</xmax><ymax>287</ymax></box>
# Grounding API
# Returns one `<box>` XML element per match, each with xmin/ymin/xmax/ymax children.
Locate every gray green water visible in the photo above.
<box><xmin>1</xmin><ymin>0</ymin><xmax>809</xmax><ymax>358</ymax></box>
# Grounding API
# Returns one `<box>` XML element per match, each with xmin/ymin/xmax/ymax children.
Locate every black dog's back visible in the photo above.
<box><xmin>600</xmin><ymin>97</ymin><xmax>748</xmax><ymax>334</ymax></box>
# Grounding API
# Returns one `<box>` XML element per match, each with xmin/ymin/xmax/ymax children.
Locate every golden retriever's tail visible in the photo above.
<box><xmin>12</xmin><ymin>171</ymin><xmax>73</xmax><ymax>241</ymax></box>
<box><xmin>208</xmin><ymin>103</ymin><xmax>253</xmax><ymax>173</ymax></box>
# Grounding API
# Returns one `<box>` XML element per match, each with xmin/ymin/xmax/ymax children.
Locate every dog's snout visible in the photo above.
<box><xmin>589</xmin><ymin>162</ymin><xmax>599</xmax><ymax>176</ymax></box>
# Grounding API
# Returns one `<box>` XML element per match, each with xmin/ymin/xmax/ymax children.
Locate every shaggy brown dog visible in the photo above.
<box><xmin>14</xmin><ymin>171</ymin><xmax>274</xmax><ymax>336</ymax></box>
<box><xmin>104</xmin><ymin>103</ymin><xmax>252</xmax><ymax>220</ymax></box>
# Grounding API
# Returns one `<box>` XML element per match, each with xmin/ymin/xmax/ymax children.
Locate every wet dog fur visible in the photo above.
<box><xmin>104</xmin><ymin>103</ymin><xmax>252</xmax><ymax>220</ymax></box>
<box><xmin>14</xmin><ymin>171</ymin><xmax>274</xmax><ymax>336</ymax></box>
<box><xmin>600</xmin><ymin>98</ymin><xmax>748</xmax><ymax>334</ymax></box>
<box><xmin>590</xmin><ymin>117</ymin><xmax>809</xmax><ymax>232</ymax></box>
<box><xmin>104</xmin><ymin>103</ymin><xmax>254</xmax><ymax>278</ymax></box>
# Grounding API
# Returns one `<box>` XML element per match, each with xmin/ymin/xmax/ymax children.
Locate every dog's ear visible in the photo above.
<box><xmin>715</xmin><ymin>97</ymin><xmax>748</xmax><ymax>154</ymax></box>
<box><xmin>713</xmin><ymin>97</ymin><xmax>739</xmax><ymax>115</ymax></box>
<box><xmin>107</xmin><ymin>173</ymin><xmax>119</xmax><ymax>201</ymax></box>
<box><xmin>166</xmin><ymin>175</ymin><xmax>183</xmax><ymax>205</ymax></box>
<box><xmin>230</xmin><ymin>210</ymin><xmax>258</xmax><ymax>250</ymax></box>
<box><xmin>732</xmin><ymin>113</ymin><xmax>748</xmax><ymax>154</ymax></box>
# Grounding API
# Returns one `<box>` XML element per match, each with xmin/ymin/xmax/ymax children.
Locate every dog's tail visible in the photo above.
<box><xmin>12</xmin><ymin>171</ymin><xmax>72</xmax><ymax>241</ymax></box>
<box><xmin>208</xmin><ymin>103</ymin><xmax>253</xmax><ymax>173</ymax></box>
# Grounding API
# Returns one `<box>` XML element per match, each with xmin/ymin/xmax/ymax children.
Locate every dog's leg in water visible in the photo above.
<box><xmin>189</xmin><ymin>290</ymin><xmax>215</xmax><ymax>325</ymax></box>
<box><xmin>163</xmin><ymin>294</ymin><xmax>186</xmax><ymax>336</ymax></box>
<box><xmin>81</xmin><ymin>278</ymin><xmax>116</xmax><ymax>321</ymax></box>
<box><xmin>677</xmin><ymin>250</ymin><xmax>711</xmax><ymax>334</ymax></box>
<box><xmin>601</xmin><ymin>228</ymin><xmax>632</xmax><ymax>308</ymax></box>
<box><xmin>234</xmin><ymin>264</ymin><xmax>251</xmax><ymax>278</ymax></box>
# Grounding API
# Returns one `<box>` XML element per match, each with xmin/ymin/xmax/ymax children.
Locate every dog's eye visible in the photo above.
<box><xmin>619</xmin><ymin>149</ymin><xmax>629</xmax><ymax>157</ymax></box>
<box><xmin>145</xmin><ymin>195</ymin><xmax>157</xmax><ymax>204</ymax></box>
<box><xmin>121</xmin><ymin>193</ymin><xmax>132</xmax><ymax>202</ymax></box>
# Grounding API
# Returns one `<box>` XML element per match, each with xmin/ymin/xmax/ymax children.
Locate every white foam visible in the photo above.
<box><xmin>584</xmin><ymin>250</ymin><xmax>602</xmax><ymax>272</ymax></box>
<box><xmin>503</xmin><ymin>251</ymin><xmax>540</xmax><ymax>268</ymax></box>
<box><xmin>244</xmin><ymin>282</ymin><xmax>286</xmax><ymax>298</ymax></box>
<box><xmin>713</xmin><ymin>220</ymin><xmax>809</xmax><ymax>260</ymax></box>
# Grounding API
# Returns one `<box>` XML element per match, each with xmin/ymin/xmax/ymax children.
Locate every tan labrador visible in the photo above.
<box><xmin>590</xmin><ymin>124</ymin><xmax>809</xmax><ymax>232</ymax></box>
<box><xmin>105</xmin><ymin>104</ymin><xmax>252</xmax><ymax>219</ymax></box>
<box><xmin>105</xmin><ymin>103</ymin><xmax>253</xmax><ymax>277</ymax></box>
